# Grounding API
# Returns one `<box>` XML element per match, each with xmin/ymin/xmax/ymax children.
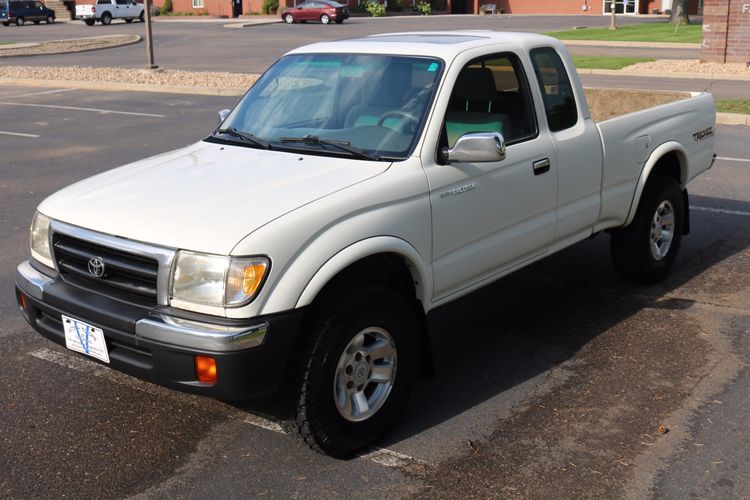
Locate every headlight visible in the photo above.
<box><xmin>170</xmin><ymin>251</ymin><xmax>269</xmax><ymax>310</ymax></box>
<box><xmin>30</xmin><ymin>212</ymin><xmax>54</xmax><ymax>269</ymax></box>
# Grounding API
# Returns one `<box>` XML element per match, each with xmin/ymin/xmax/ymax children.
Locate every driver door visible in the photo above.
<box><xmin>425</xmin><ymin>53</ymin><xmax>559</xmax><ymax>300</ymax></box>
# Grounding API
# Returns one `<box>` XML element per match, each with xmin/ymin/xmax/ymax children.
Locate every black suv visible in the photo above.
<box><xmin>1</xmin><ymin>0</ymin><xmax>56</xmax><ymax>26</ymax></box>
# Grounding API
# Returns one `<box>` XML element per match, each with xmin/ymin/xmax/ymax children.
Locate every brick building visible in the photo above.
<box><xmin>448</xmin><ymin>0</ymin><xmax>704</xmax><ymax>15</ymax></box>
<box><xmin>701</xmin><ymin>0</ymin><xmax>750</xmax><ymax>62</ymax></box>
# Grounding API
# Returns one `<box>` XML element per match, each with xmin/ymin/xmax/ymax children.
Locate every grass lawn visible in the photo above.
<box><xmin>716</xmin><ymin>99</ymin><xmax>750</xmax><ymax>115</ymax></box>
<box><xmin>0</xmin><ymin>41</ymin><xmax>14</xmax><ymax>45</ymax></box>
<box><xmin>572</xmin><ymin>55</ymin><xmax>655</xmax><ymax>70</ymax></box>
<box><xmin>546</xmin><ymin>23</ymin><xmax>702</xmax><ymax>44</ymax></box>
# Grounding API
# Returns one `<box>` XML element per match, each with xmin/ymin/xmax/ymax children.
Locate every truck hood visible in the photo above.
<box><xmin>39</xmin><ymin>141</ymin><xmax>390</xmax><ymax>255</ymax></box>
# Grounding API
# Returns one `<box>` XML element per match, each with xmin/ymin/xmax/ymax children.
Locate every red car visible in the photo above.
<box><xmin>281</xmin><ymin>0</ymin><xmax>349</xmax><ymax>24</ymax></box>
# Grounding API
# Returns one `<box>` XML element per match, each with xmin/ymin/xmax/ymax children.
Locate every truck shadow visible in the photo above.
<box><xmin>379</xmin><ymin>194</ymin><xmax>750</xmax><ymax>451</ymax></box>
<box><xmin>235</xmin><ymin>195</ymin><xmax>749</xmax><ymax>456</ymax></box>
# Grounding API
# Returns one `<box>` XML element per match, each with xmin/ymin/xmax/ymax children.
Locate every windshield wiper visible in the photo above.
<box><xmin>213</xmin><ymin>127</ymin><xmax>271</xmax><ymax>150</ymax></box>
<box><xmin>279</xmin><ymin>135</ymin><xmax>379</xmax><ymax>161</ymax></box>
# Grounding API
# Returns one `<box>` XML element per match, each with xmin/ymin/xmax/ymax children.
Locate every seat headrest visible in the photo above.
<box><xmin>452</xmin><ymin>67</ymin><xmax>496</xmax><ymax>102</ymax></box>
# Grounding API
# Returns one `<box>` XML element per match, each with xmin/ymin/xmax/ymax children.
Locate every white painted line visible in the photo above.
<box><xmin>0</xmin><ymin>130</ymin><xmax>39</xmax><ymax>138</ymax></box>
<box><xmin>691</xmin><ymin>205</ymin><xmax>750</xmax><ymax>217</ymax></box>
<box><xmin>0</xmin><ymin>101</ymin><xmax>165</xmax><ymax>118</ymax></box>
<box><xmin>28</xmin><ymin>347</ymin><xmax>163</xmax><ymax>396</ymax></box>
<box><xmin>0</xmin><ymin>87</ymin><xmax>78</xmax><ymax>99</ymax></box>
<box><xmin>359</xmin><ymin>447</ymin><xmax>431</xmax><ymax>467</ymax></box>
<box><xmin>235</xmin><ymin>414</ymin><xmax>286</xmax><ymax>434</ymax></box>
<box><xmin>716</xmin><ymin>156</ymin><xmax>750</xmax><ymax>163</ymax></box>
<box><xmin>29</xmin><ymin>346</ymin><xmax>110</xmax><ymax>376</ymax></box>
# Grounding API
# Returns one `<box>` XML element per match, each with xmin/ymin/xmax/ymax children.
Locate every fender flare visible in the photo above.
<box><xmin>623</xmin><ymin>141</ymin><xmax>687</xmax><ymax>227</ymax></box>
<box><xmin>295</xmin><ymin>236</ymin><xmax>431</xmax><ymax>310</ymax></box>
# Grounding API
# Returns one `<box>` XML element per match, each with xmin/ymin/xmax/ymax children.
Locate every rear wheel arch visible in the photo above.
<box><xmin>625</xmin><ymin>143</ymin><xmax>688</xmax><ymax>227</ymax></box>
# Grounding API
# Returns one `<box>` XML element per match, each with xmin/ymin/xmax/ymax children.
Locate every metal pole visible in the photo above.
<box><xmin>143</xmin><ymin>0</ymin><xmax>157</xmax><ymax>69</ymax></box>
<box><xmin>609</xmin><ymin>0</ymin><xmax>617</xmax><ymax>29</ymax></box>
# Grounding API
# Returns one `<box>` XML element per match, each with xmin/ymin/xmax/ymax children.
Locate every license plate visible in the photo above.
<box><xmin>62</xmin><ymin>315</ymin><xmax>110</xmax><ymax>364</ymax></box>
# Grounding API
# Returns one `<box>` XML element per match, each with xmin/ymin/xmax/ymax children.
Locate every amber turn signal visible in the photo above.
<box><xmin>195</xmin><ymin>355</ymin><xmax>217</xmax><ymax>384</ymax></box>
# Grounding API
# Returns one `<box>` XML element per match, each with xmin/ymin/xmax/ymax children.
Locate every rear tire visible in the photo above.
<box><xmin>100</xmin><ymin>12</ymin><xmax>111</xmax><ymax>24</ymax></box>
<box><xmin>320</xmin><ymin>13</ymin><xmax>329</xmax><ymax>24</ymax></box>
<box><xmin>139</xmin><ymin>11</ymin><xmax>144</xmax><ymax>21</ymax></box>
<box><xmin>16</xmin><ymin>17</ymin><xmax>24</xmax><ymax>25</ymax></box>
<box><xmin>84</xmin><ymin>18</ymin><xmax>95</xmax><ymax>25</ymax></box>
<box><xmin>1</xmin><ymin>21</ymin><xmax>9</xmax><ymax>26</ymax></box>
<box><xmin>335</xmin><ymin>18</ymin><xmax>343</xmax><ymax>23</ymax></box>
<box><xmin>285</xmin><ymin>287</ymin><xmax>419</xmax><ymax>457</ymax></box>
<box><xmin>611</xmin><ymin>175</ymin><xmax>684</xmax><ymax>284</ymax></box>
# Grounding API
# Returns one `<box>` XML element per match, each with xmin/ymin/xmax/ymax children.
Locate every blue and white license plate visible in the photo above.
<box><xmin>62</xmin><ymin>315</ymin><xmax>110</xmax><ymax>364</ymax></box>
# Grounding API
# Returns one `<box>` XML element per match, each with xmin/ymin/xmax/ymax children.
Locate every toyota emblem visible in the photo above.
<box><xmin>88</xmin><ymin>257</ymin><xmax>106</xmax><ymax>278</ymax></box>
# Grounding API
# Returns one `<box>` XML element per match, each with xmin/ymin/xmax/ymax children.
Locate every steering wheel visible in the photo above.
<box><xmin>376</xmin><ymin>110</ymin><xmax>419</xmax><ymax>133</ymax></box>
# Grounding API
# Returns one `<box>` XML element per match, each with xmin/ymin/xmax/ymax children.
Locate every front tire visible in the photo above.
<box><xmin>16</xmin><ymin>17</ymin><xmax>24</xmax><ymax>26</ymax></box>
<box><xmin>320</xmin><ymin>13</ymin><xmax>330</xmax><ymax>24</ymax></box>
<box><xmin>139</xmin><ymin>11</ymin><xmax>144</xmax><ymax>22</ymax></box>
<box><xmin>611</xmin><ymin>175</ymin><xmax>684</xmax><ymax>284</ymax></box>
<box><xmin>47</xmin><ymin>15</ymin><xmax>54</xmax><ymax>23</ymax></box>
<box><xmin>284</xmin><ymin>13</ymin><xmax>294</xmax><ymax>23</ymax></box>
<box><xmin>100</xmin><ymin>12</ymin><xmax>111</xmax><ymax>24</ymax></box>
<box><xmin>286</xmin><ymin>288</ymin><xmax>419</xmax><ymax>457</ymax></box>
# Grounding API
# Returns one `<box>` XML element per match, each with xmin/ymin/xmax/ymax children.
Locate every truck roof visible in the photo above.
<box><xmin>287</xmin><ymin>31</ymin><xmax>561</xmax><ymax>59</ymax></box>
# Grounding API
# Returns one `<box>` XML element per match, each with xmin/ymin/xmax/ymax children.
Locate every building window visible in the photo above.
<box><xmin>192</xmin><ymin>0</ymin><xmax>204</xmax><ymax>8</ymax></box>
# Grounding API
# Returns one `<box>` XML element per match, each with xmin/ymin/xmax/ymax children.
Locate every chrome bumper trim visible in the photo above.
<box><xmin>135</xmin><ymin>315</ymin><xmax>268</xmax><ymax>352</ymax></box>
<box><xmin>16</xmin><ymin>260</ymin><xmax>54</xmax><ymax>301</ymax></box>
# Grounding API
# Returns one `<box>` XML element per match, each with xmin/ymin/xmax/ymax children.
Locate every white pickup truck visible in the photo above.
<box><xmin>75</xmin><ymin>0</ymin><xmax>144</xmax><ymax>25</ymax></box>
<box><xmin>16</xmin><ymin>32</ymin><xmax>716</xmax><ymax>457</ymax></box>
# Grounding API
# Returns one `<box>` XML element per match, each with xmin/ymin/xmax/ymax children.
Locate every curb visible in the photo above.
<box><xmin>224</xmin><ymin>20</ymin><xmax>280</xmax><ymax>28</ymax></box>
<box><xmin>716</xmin><ymin>112</ymin><xmax>750</xmax><ymax>126</ymax></box>
<box><xmin>0</xmin><ymin>35</ymin><xmax>142</xmax><ymax>58</ymax></box>
<box><xmin>0</xmin><ymin>77</ymin><xmax>247</xmax><ymax>96</ymax></box>
<box><xmin>561</xmin><ymin>39</ymin><xmax>700</xmax><ymax>49</ymax></box>
<box><xmin>579</xmin><ymin>68</ymin><xmax>750</xmax><ymax>81</ymax></box>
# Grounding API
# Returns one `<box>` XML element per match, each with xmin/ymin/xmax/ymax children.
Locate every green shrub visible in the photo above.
<box><xmin>362</xmin><ymin>0</ymin><xmax>386</xmax><ymax>16</ymax></box>
<box><xmin>262</xmin><ymin>0</ymin><xmax>279</xmax><ymax>14</ymax></box>
<box><xmin>415</xmin><ymin>0</ymin><xmax>430</xmax><ymax>14</ymax></box>
<box><xmin>159</xmin><ymin>0</ymin><xmax>172</xmax><ymax>15</ymax></box>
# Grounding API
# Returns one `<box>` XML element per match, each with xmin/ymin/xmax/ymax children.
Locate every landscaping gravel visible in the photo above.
<box><xmin>0</xmin><ymin>35</ymin><xmax>141</xmax><ymax>57</ymax></box>
<box><xmin>0</xmin><ymin>65</ymin><xmax>259</xmax><ymax>90</ymax></box>
<box><xmin>625</xmin><ymin>59</ymin><xmax>750</xmax><ymax>76</ymax></box>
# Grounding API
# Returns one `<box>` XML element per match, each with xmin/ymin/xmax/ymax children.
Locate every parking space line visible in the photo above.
<box><xmin>691</xmin><ymin>205</ymin><xmax>750</xmax><ymax>217</ymax></box>
<box><xmin>0</xmin><ymin>88</ymin><xmax>78</xmax><ymax>99</ymax></box>
<box><xmin>717</xmin><ymin>156</ymin><xmax>750</xmax><ymax>163</ymax></box>
<box><xmin>29</xmin><ymin>346</ymin><xmax>429</xmax><ymax>468</ymax></box>
<box><xmin>0</xmin><ymin>102</ymin><xmax>165</xmax><ymax>118</ymax></box>
<box><xmin>0</xmin><ymin>131</ymin><xmax>40</xmax><ymax>138</ymax></box>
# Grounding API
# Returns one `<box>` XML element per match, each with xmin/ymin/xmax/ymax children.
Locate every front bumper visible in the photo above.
<box><xmin>16</xmin><ymin>260</ymin><xmax>303</xmax><ymax>401</ymax></box>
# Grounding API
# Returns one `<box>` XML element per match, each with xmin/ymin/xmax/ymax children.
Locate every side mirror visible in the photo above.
<box><xmin>217</xmin><ymin>109</ymin><xmax>231</xmax><ymax>125</ymax></box>
<box><xmin>441</xmin><ymin>132</ymin><xmax>506</xmax><ymax>164</ymax></box>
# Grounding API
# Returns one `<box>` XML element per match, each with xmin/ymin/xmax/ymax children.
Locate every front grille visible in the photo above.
<box><xmin>52</xmin><ymin>233</ymin><xmax>159</xmax><ymax>305</ymax></box>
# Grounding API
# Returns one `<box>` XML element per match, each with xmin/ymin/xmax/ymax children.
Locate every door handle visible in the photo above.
<box><xmin>533</xmin><ymin>158</ymin><xmax>550</xmax><ymax>175</ymax></box>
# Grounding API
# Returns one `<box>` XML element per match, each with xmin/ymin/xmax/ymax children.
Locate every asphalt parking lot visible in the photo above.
<box><xmin>1</xmin><ymin>85</ymin><xmax>749</xmax><ymax>498</ymax></box>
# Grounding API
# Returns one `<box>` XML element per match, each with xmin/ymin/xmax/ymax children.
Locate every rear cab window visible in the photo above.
<box><xmin>529</xmin><ymin>47</ymin><xmax>579</xmax><ymax>132</ymax></box>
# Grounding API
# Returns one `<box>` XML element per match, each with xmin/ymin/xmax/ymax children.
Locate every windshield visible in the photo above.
<box><xmin>219</xmin><ymin>53</ymin><xmax>443</xmax><ymax>160</ymax></box>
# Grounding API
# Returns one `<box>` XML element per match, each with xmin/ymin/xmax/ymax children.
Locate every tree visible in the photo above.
<box><xmin>669</xmin><ymin>0</ymin><xmax>690</xmax><ymax>25</ymax></box>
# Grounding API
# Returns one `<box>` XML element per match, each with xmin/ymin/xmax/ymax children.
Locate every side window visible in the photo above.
<box><xmin>530</xmin><ymin>47</ymin><xmax>578</xmax><ymax>132</ymax></box>
<box><xmin>443</xmin><ymin>53</ymin><xmax>537</xmax><ymax>148</ymax></box>
<box><xmin>116</xmin><ymin>0</ymin><xmax>128</xmax><ymax>5</ymax></box>
<box><xmin>97</xmin><ymin>0</ymin><xmax>108</xmax><ymax>5</ymax></box>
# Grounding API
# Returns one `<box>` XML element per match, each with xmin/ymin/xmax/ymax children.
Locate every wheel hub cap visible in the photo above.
<box><xmin>650</xmin><ymin>200</ymin><xmax>675</xmax><ymax>261</ymax></box>
<box><xmin>333</xmin><ymin>327</ymin><xmax>397</xmax><ymax>422</ymax></box>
